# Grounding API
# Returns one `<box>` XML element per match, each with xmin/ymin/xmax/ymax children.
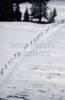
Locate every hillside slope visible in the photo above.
<box><xmin>0</xmin><ymin>2</ymin><xmax>65</xmax><ymax>100</ymax></box>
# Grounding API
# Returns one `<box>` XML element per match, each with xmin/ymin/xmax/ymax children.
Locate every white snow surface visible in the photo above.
<box><xmin>0</xmin><ymin>2</ymin><xmax>65</xmax><ymax>100</ymax></box>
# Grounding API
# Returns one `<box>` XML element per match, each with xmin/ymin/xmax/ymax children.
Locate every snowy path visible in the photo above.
<box><xmin>0</xmin><ymin>20</ymin><xmax>65</xmax><ymax>100</ymax></box>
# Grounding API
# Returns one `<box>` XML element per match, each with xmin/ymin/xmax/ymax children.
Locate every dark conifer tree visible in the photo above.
<box><xmin>49</xmin><ymin>8</ymin><xmax>57</xmax><ymax>23</ymax></box>
<box><xmin>14</xmin><ymin>4</ymin><xmax>22</xmax><ymax>21</ymax></box>
<box><xmin>24</xmin><ymin>8</ymin><xmax>29</xmax><ymax>22</ymax></box>
<box><xmin>31</xmin><ymin>0</ymin><xmax>50</xmax><ymax>23</ymax></box>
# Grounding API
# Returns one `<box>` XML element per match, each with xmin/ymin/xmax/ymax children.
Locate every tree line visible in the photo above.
<box><xmin>0</xmin><ymin>0</ymin><xmax>57</xmax><ymax>23</ymax></box>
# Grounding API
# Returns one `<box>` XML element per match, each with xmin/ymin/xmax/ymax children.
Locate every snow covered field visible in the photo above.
<box><xmin>0</xmin><ymin>1</ymin><xmax>65</xmax><ymax>100</ymax></box>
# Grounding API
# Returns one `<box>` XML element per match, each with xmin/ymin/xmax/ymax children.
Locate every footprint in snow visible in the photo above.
<box><xmin>24</xmin><ymin>43</ymin><xmax>29</xmax><ymax>49</ymax></box>
<box><xmin>33</xmin><ymin>38</ymin><xmax>36</xmax><ymax>42</ymax></box>
<box><xmin>8</xmin><ymin>60</ymin><xmax>12</xmax><ymax>65</ymax></box>
<box><xmin>30</xmin><ymin>41</ymin><xmax>33</xmax><ymax>45</ymax></box>
<box><xmin>0</xmin><ymin>68</ymin><xmax>4</xmax><ymax>75</ymax></box>
<box><xmin>46</xmin><ymin>27</ymin><xmax>49</xmax><ymax>32</ymax></box>
<box><xmin>17</xmin><ymin>52</ymin><xmax>21</xmax><ymax>57</ymax></box>
<box><xmin>5</xmin><ymin>64</ymin><xmax>7</xmax><ymax>69</ymax></box>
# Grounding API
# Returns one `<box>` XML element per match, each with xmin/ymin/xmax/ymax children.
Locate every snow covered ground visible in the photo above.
<box><xmin>0</xmin><ymin>1</ymin><xmax>65</xmax><ymax>100</ymax></box>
